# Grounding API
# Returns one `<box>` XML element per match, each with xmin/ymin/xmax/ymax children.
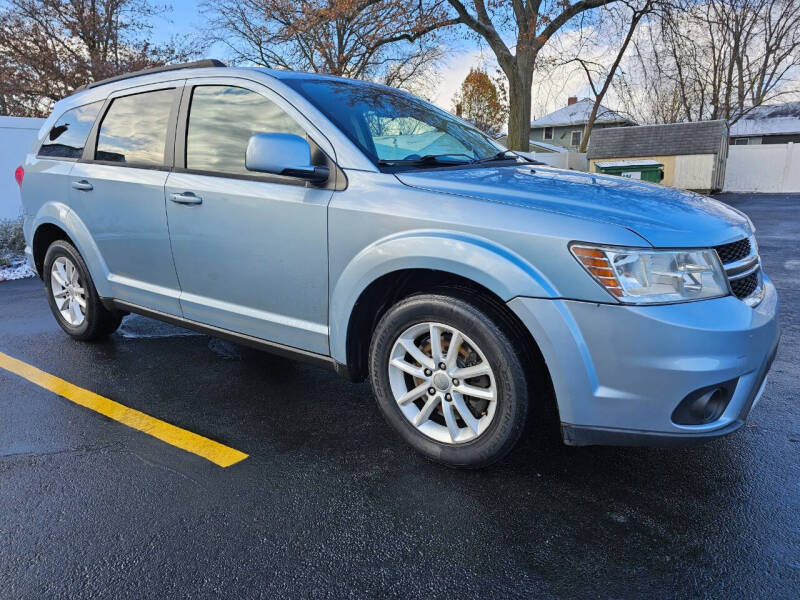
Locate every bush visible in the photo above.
<box><xmin>0</xmin><ymin>216</ymin><xmax>25</xmax><ymax>268</ymax></box>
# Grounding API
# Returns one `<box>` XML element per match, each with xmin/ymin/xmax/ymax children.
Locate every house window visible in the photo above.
<box><xmin>543</xmin><ymin>127</ymin><xmax>553</xmax><ymax>140</ymax></box>
<box><xmin>733</xmin><ymin>138</ymin><xmax>749</xmax><ymax>145</ymax></box>
<box><xmin>571</xmin><ymin>130</ymin><xmax>582</xmax><ymax>147</ymax></box>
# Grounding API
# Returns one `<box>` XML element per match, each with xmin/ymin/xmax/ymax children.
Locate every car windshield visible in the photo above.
<box><xmin>283</xmin><ymin>77</ymin><xmax>510</xmax><ymax>169</ymax></box>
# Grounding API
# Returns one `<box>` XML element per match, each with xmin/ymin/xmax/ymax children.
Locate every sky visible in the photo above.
<box><xmin>151</xmin><ymin>1</ymin><xmax>596</xmax><ymax>119</ymax></box>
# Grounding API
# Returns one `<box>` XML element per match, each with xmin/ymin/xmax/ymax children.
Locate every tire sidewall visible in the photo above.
<box><xmin>43</xmin><ymin>240</ymin><xmax>98</xmax><ymax>338</ymax></box>
<box><xmin>369</xmin><ymin>294</ymin><xmax>529</xmax><ymax>468</ymax></box>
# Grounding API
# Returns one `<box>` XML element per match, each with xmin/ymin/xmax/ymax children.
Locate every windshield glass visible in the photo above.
<box><xmin>283</xmin><ymin>78</ymin><xmax>507</xmax><ymax>168</ymax></box>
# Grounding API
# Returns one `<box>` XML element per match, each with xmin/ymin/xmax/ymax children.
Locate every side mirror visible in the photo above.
<box><xmin>245</xmin><ymin>133</ymin><xmax>329</xmax><ymax>184</ymax></box>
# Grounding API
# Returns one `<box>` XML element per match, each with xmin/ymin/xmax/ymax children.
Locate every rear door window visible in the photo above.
<box><xmin>95</xmin><ymin>89</ymin><xmax>175</xmax><ymax>166</ymax></box>
<box><xmin>38</xmin><ymin>101</ymin><xmax>103</xmax><ymax>159</ymax></box>
<box><xmin>185</xmin><ymin>85</ymin><xmax>306</xmax><ymax>176</ymax></box>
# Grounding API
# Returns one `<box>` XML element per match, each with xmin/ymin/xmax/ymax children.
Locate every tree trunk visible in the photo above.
<box><xmin>579</xmin><ymin>8</ymin><xmax>648</xmax><ymax>153</ymax></box>
<box><xmin>505</xmin><ymin>68</ymin><xmax>533</xmax><ymax>151</ymax></box>
<box><xmin>579</xmin><ymin>103</ymin><xmax>601</xmax><ymax>153</ymax></box>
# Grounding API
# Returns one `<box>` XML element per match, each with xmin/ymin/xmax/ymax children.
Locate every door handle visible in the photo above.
<box><xmin>170</xmin><ymin>192</ymin><xmax>203</xmax><ymax>205</ymax></box>
<box><xmin>71</xmin><ymin>180</ymin><xmax>93</xmax><ymax>191</ymax></box>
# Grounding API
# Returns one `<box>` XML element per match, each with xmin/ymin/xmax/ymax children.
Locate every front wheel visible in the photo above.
<box><xmin>369</xmin><ymin>292</ymin><xmax>530</xmax><ymax>468</ymax></box>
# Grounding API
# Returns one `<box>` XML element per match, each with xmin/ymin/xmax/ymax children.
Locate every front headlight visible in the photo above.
<box><xmin>571</xmin><ymin>244</ymin><xmax>729</xmax><ymax>304</ymax></box>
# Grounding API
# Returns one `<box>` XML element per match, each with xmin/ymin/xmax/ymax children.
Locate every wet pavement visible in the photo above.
<box><xmin>1</xmin><ymin>193</ymin><xmax>798</xmax><ymax>599</ymax></box>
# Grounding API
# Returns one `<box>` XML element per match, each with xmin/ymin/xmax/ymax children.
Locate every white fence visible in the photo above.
<box><xmin>724</xmin><ymin>143</ymin><xmax>800</xmax><ymax>193</ymax></box>
<box><xmin>0</xmin><ymin>116</ymin><xmax>45</xmax><ymax>220</ymax></box>
<box><xmin>525</xmin><ymin>151</ymin><xmax>588</xmax><ymax>171</ymax></box>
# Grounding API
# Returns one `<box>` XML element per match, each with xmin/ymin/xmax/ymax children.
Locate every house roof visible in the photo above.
<box><xmin>529</xmin><ymin>140</ymin><xmax>567</xmax><ymax>153</ymax></box>
<box><xmin>530</xmin><ymin>98</ymin><xmax>633</xmax><ymax>128</ymax></box>
<box><xmin>587</xmin><ymin>120</ymin><xmax>729</xmax><ymax>159</ymax></box>
<box><xmin>730</xmin><ymin>101</ymin><xmax>800</xmax><ymax>137</ymax></box>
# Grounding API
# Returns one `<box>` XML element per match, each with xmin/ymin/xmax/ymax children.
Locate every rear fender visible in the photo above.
<box><xmin>31</xmin><ymin>202</ymin><xmax>111</xmax><ymax>297</ymax></box>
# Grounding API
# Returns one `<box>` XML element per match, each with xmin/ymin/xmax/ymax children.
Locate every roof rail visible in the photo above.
<box><xmin>79</xmin><ymin>59</ymin><xmax>227</xmax><ymax>91</ymax></box>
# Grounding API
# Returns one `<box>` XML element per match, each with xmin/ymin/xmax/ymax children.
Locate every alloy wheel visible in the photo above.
<box><xmin>50</xmin><ymin>256</ymin><xmax>87</xmax><ymax>326</ymax></box>
<box><xmin>387</xmin><ymin>322</ymin><xmax>497</xmax><ymax>444</ymax></box>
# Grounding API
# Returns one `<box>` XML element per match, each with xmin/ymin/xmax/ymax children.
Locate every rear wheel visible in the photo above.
<box><xmin>369</xmin><ymin>292</ymin><xmax>530</xmax><ymax>468</ymax></box>
<box><xmin>43</xmin><ymin>240</ymin><xmax>122</xmax><ymax>341</ymax></box>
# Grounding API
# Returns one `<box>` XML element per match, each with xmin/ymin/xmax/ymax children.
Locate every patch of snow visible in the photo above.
<box><xmin>731</xmin><ymin>102</ymin><xmax>800</xmax><ymax>137</ymax></box>
<box><xmin>0</xmin><ymin>255</ymin><xmax>35</xmax><ymax>282</ymax></box>
<box><xmin>595</xmin><ymin>159</ymin><xmax>662</xmax><ymax>167</ymax></box>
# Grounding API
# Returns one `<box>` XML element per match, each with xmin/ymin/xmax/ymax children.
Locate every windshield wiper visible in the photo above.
<box><xmin>378</xmin><ymin>153</ymin><xmax>474</xmax><ymax>167</ymax></box>
<box><xmin>474</xmin><ymin>150</ymin><xmax>522</xmax><ymax>164</ymax></box>
<box><xmin>476</xmin><ymin>150</ymin><xmax>547</xmax><ymax>165</ymax></box>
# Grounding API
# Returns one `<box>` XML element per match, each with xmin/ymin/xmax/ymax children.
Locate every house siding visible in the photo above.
<box><xmin>530</xmin><ymin>122</ymin><xmax>626</xmax><ymax>150</ymax></box>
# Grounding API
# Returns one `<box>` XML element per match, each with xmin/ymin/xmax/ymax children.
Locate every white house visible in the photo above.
<box><xmin>528</xmin><ymin>97</ymin><xmax>634</xmax><ymax>151</ymax></box>
<box><xmin>729</xmin><ymin>102</ymin><xmax>800</xmax><ymax>145</ymax></box>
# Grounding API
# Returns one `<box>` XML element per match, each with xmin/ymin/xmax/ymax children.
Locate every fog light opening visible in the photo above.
<box><xmin>672</xmin><ymin>379</ymin><xmax>738</xmax><ymax>426</ymax></box>
<box><xmin>690</xmin><ymin>388</ymin><xmax>726</xmax><ymax>423</ymax></box>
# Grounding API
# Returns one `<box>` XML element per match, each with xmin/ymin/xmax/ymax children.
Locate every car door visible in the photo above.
<box><xmin>164</xmin><ymin>78</ymin><xmax>334</xmax><ymax>355</ymax></box>
<box><xmin>68</xmin><ymin>82</ymin><xmax>183</xmax><ymax>315</ymax></box>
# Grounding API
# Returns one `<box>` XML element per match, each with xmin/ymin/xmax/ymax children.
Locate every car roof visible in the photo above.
<box><xmin>58</xmin><ymin>61</ymin><xmax>391</xmax><ymax>113</ymax></box>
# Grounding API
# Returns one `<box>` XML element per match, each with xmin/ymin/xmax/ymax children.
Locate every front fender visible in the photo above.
<box><xmin>31</xmin><ymin>202</ymin><xmax>111</xmax><ymax>297</ymax></box>
<box><xmin>329</xmin><ymin>229</ymin><xmax>557</xmax><ymax>363</ymax></box>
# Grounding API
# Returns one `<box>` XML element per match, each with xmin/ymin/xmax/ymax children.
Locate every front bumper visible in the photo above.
<box><xmin>509</xmin><ymin>275</ymin><xmax>780</xmax><ymax>446</ymax></box>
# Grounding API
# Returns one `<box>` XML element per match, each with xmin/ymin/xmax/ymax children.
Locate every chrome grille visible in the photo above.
<box><xmin>714</xmin><ymin>236</ymin><xmax>763</xmax><ymax>306</ymax></box>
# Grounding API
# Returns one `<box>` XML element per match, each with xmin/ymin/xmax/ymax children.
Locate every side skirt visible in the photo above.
<box><xmin>103</xmin><ymin>298</ymin><xmax>350</xmax><ymax>377</ymax></box>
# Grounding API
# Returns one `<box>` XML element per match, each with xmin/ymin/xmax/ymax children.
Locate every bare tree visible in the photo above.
<box><xmin>205</xmin><ymin>0</ymin><xmax>456</xmax><ymax>94</ymax></box>
<box><xmin>616</xmin><ymin>0</ymin><xmax>800</xmax><ymax>123</ymax></box>
<box><xmin>567</xmin><ymin>0</ymin><xmax>655</xmax><ymax>151</ymax></box>
<box><xmin>444</xmin><ymin>0</ymin><xmax>621</xmax><ymax>151</ymax></box>
<box><xmin>0</xmin><ymin>0</ymin><xmax>198</xmax><ymax>116</ymax></box>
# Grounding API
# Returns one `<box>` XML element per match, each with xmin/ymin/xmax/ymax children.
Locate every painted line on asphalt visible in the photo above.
<box><xmin>0</xmin><ymin>350</ymin><xmax>248</xmax><ymax>468</ymax></box>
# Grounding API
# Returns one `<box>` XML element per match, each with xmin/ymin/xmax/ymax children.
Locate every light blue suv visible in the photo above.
<box><xmin>19</xmin><ymin>60</ymin><xmax>779</xmax><ymax>467</ymax></box>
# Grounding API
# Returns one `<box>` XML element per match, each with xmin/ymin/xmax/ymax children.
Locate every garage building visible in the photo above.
<box><xmin>587</xmin><ymin>120</ymin><xmax>729</xmax><ymax>193</ymax></box>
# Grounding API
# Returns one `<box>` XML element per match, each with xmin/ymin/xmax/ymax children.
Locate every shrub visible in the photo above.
<box><xmin>0</xmin><ymin>216</ymin><xmax>25</xmax><ymax>268</ymax></box>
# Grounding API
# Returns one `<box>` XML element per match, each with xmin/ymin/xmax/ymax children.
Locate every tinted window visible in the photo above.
<box><xmin>186</xmin><ymin>86</ymin><xmax>306</xmax><ymax>175</ymax></box>
<box><xmin>95</xmin><ymin>89</ymin><xmax>175</xmax><ymax>165</ymax></box>
<box><xmin>39</xmin><ymin>101</ymin><xmax>103</xmax><ymax>159</ymax></box>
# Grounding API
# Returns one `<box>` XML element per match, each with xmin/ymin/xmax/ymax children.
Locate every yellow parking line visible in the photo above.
<box><xmin>0</xmin><ymin>350</ymin><xmax>248</xmax><ymax>468</ymax></box>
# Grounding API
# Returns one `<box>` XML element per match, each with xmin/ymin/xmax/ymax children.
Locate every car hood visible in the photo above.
<box><xmin>395</xmin><ymin>165</ymin><xmax>751</xmax><ymax>247</ymax></box>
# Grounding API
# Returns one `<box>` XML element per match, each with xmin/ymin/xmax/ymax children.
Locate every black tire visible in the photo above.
<box><xmin>43</xmin><ymin>239</ymin><xmax>122</xmax><ymax>341</ymax></box>
<box><xmin>369</xmin><ymin>292</ymin><xmax>530</xmax><ymax>469</ymax></box>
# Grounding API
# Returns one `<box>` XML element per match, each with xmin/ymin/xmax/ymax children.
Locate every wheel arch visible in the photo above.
<box><xmin>32</xmin><ymin>222</ymin><xmax>73</xmax><ymax>278</ymax></box>
<box><xmin>31</xmin><ymin>204</ymin><xmax>110</xmax><ymax>296</ymax></box>
<box><xmin>331</xmin><ymin>231</ymin><xmax>556</xmax><ymax>384</ymax></box>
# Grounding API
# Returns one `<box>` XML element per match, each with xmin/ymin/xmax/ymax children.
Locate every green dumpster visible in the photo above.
<box><xmin>594</xmin><ymin>159</ymin><xmax>664</xmax><ymax>183</ymax></box>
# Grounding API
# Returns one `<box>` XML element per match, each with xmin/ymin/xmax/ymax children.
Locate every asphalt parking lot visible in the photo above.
<box><xmin>1</xmin><ymin>193</ymin><xmax>798</xmax><ymax>599</ymax></box>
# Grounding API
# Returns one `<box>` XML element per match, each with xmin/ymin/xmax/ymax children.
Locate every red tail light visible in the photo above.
<box><xmin>14</xmin><ymin>165</ymin><xmax>24</xmax><ymax>188</ymax></box>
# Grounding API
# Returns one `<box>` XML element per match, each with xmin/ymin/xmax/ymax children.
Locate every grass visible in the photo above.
<box><xmin>0</xmin><ymin>216</ymin><xmax>25</xmax><ymax>268</ymax></box>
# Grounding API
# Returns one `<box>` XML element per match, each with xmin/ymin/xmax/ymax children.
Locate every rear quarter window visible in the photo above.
<box><xmin>38</xmin><ymin>101</ymin><xmax>103</xmax><ymax>159</ymax></box>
